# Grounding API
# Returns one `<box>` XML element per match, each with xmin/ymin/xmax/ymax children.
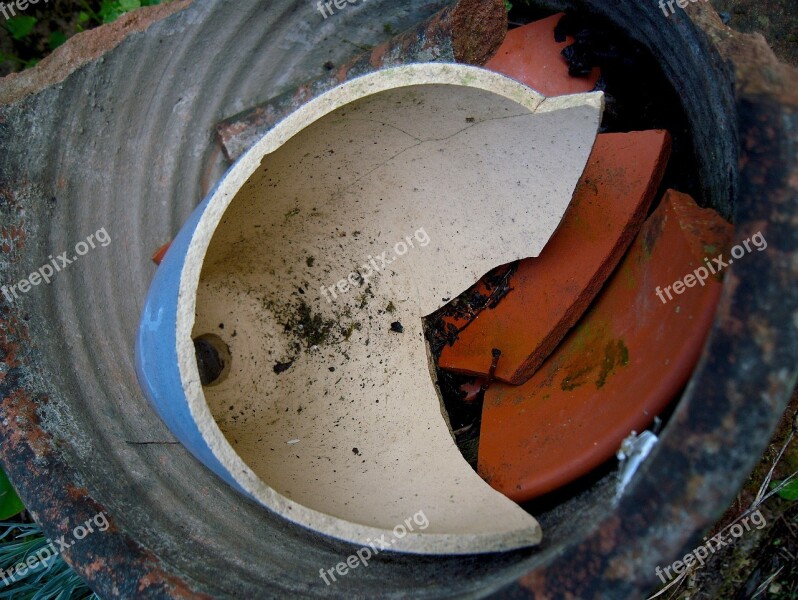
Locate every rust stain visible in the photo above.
<box><xmin>0</xmin><ymin>332</ymin><xmax>22</xmax><ymax>371</ymax></box>
<box><xmin>139</xmin><ymin>568</ymin><xmax>214</xmax><ymax>599</ymax></box>
<box><xmin>0</xmin><ymin>256</ymin><xmax>205</xmax><ymax>598</ymax></box>
<box><xmin>1</xmin><ymin>389</ymin><xmax>52</xmax><ymax>457</ymax></box>
<box><xmin>0</xmin><ymin>222</ymin><xmax>27</xmax><ymax>253</ymax></box>
<box><xmin>65</xmin><ymin>483</ymin><xmax>91</xmax><ymax>502</ymax></box>
<box><xmin>369</xmin><ymin>40</ymin><xmax>390</xmax><ymax>68</ymax></box>
<box><xmin>83</xmin><ymin>558</ymin><xmax>111</xmax><ymax>579</ymax></box>
<box><xmin>0</xmin><ymin>388</ymin><xmax>207</xmax><ymax>598</ymax></box>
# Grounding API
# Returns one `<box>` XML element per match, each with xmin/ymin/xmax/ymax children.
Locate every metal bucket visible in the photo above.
<box><xmin>0</xmin><ymin>0</ymin><xmax>796</xmax><ymax>597</ymax></box>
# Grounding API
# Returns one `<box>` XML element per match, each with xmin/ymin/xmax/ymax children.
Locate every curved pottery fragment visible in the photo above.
<box><xmin>479</xmin><ymin>190</ymin><xmax>733</xmax><ymax>502</ymax></box>
<box><xmin>136</xmin><ymin>63</ymin><xmax>603</xmax><ymax>554</ymax></box>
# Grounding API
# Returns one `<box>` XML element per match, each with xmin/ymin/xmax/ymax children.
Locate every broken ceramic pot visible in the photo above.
<box><xmin>136</xmin><ymin>63</ymin><xmax>603</xmax><ymax>554</ymax></box>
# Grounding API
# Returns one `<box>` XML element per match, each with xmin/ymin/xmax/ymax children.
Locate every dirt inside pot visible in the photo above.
<box><xmin>185</xmin><ymin>64</ymin><xmax>603</xmax><ymax>553</ymax></box>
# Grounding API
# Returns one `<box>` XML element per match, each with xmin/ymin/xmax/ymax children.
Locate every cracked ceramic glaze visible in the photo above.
<box><xmin>137</xmin><ymin>63</ymin><xmax>603</xmax><ymax>554</ymax></box>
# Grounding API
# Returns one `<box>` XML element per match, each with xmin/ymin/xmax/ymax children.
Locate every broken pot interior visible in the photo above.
<box><xmin>135</xmin><ymin>63</ymin><xmax>603</xmax><ymax>554</ymax></box>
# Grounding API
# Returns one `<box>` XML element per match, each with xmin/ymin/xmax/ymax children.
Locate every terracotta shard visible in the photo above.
<box><xmin>151</xmin><ymin>241</ymin><xmax>172</xmax><ymax>266</ymax></box>
<box><xmin>429</xmin><ymin>263</ymin><xmax>514</xmax><ymax>354</ymax></box>
<box><xmin>485</xmin><ymin>13</ymin><xmax>600</xmax><ymax>95</ymax></box>
<box><xmin>438</xmin><ymin>130</ymin><xmax>672</xmax><ymax>384</ymax></box>
<box><xmin>478</xmin><ymin>190</ymin><xmax>733</xmax><ymax>503</ymax></box>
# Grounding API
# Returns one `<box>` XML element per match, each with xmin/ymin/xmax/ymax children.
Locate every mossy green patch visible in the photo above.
<box><xmin>596</xmin><ymin>339</ymin><xmax>630</xmax><ymax>388</ymax></box>
<box><xmin>558</xmin><ymin>336</ymin><xmax>629</xmax><ymax>391</ymax></box>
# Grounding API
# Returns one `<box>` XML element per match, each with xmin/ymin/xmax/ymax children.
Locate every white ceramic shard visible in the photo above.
<box><xmin>175</xmin><ymin>64</ymin><xmax>602</xmax><ymax>554</ymax></box>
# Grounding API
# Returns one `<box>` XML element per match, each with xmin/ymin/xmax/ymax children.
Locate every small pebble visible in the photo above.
<box><xmin>274</xmin><ymin>360</ymin><xmax>294</xmax><ymax>374</ymax></box>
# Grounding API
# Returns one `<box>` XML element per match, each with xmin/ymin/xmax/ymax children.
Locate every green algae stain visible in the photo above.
<box><xmin>561</xmin><ymin>364</ymin><xmax>593</xmax><ymax>391</ymax></box>
<box><xmin>642</xmin><ymin>231</ymin><xmax>655</xmax><ymax>258</ymax></box>
<box><xmin>558</xmin><ymin>337</ymin><xmax>630</xmax><ymax>392</ymax></box>
<box><xmin>596</xmin><ymin>339</ymin><xmax>630</xmax><ymax>389</ymax></box>
<box><xmin>459</xmin><ymin>71</ymin><xmax>479</xmax><ymax>87</ymax></box>
<box><xmin>621</xmin><ymin>261</ymin><xmax>637</xmax><ymax>290</ymax></box>
<box><xmin>642</xmin><ymin>210</ymin><xmax>665</xmax><ymax>258</ymax></box>
<box><xmin>564</xmin><ymin>319</ymin><xmax>602</xmax><ymax>355</ymax></box>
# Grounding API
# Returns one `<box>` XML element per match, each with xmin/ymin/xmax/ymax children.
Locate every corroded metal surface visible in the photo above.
<box><xmin>215</xmin><ymin>0</ymin><xmax>508</xmax><ymax>161</ymax></box>
<box><xmin>0</xmin><ymin>0</ymin><xmax>796</xmax><ymax>598</ymax></box>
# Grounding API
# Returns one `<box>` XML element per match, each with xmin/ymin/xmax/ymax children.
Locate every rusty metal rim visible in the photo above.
<box><xmin>502</xmin><ymin>2</ymin><xmax>798</xmax><ymax>597</ymax></box>
<box><xmin>0</xmin><ymin>1</ymin><xmax>795</xmax><ymax>598</ymax></box>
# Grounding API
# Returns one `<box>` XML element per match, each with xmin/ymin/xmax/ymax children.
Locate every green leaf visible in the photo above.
<box><xmin>0</xmin><ymin>51</ymin><xmax>22</xmax><ymax>65</ymax></box>
<box><xmin>775</xmin><ymin>478</ymin><xmax>798</xmax><ymax>501</ymax></box>
<box><xmin>98</xmin><ymin>0</ymin><xmax>121</xmax><ymax>23</ymax></box>
<box><xmin>119</xmin><ymin>0</ymin><xmax>141</xmax><ymax>11</ymax></box>
<box><xmin>77</xmin><ymin>11</ymin><xmax>90</xmax><ymax>23</ymax></box>
<box><xmin>97</xmin><ymin>0</ymin><xmax>144</xmax><ymax>23</ymax></box>
<box><xmin>6</xmin><ymin>15</ymin><xmax>37</xmax><ymax>40</ymax></box>
<box><xmin>49</xmin><ymin>31</ymin><xmax>67</xmax><ymax>50</ymax></box>
<box><xmin>0</xmin><ymin>468</ymin><xmax>25</xmax><ymax>520</ymax></box>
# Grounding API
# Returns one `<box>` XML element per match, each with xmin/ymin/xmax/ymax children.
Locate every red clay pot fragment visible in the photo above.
<box><xmin>151</xmin><ymin>241</ymin><xmax>172</xmax><ymax>266</ymax></box>
<box><xmin>485</xmin><ymin>13</ymin><xmax>600</xmax><ymax>95</ymax></box>
<box><xmin>477</xmin><ymin>190</ymin><xmax>733</xmax><ymax>503</ymax></box>
<box><xmin>439</xmin><ymin>131</ymin><xmax>672</xmax><ymax>384</ymax></box>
